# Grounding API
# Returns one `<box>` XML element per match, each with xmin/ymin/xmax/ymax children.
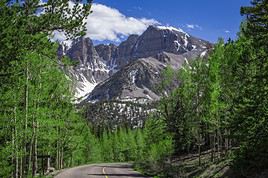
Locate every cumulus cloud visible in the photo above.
<box><xmin>85</xmin><ymin>4</ymin><xmax>158</xmax><ymax>41</ymax></box>
<box><xmin>52</xmin><ymin>3</ymin><xmax>158</xmax><ymax>43</ymax></box>
<box><xmin>225</xmin><ymin>30</ymin><xmax>231</xmax><ymax>33</ymax></box>
<box><xmin>186</xmin><ymin>24</ymin><xmax>202</xmax><ymax>30</ymax></box>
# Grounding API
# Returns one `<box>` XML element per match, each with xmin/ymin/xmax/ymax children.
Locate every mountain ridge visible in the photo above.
<box><xmin>61</xmin><ymin>25</ymin><xmax>213</xmax><ymax>102</ymax></box>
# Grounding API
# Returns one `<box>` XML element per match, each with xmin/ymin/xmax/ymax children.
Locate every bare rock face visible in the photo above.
<box><xmin>87</xmin><ymin>57</ymin><xmax>165</xmax><ymax>102</ymax></box>
<box><xmin>116</xmin><ymin>34</ymin><xmax>139</xmax><ymax>68</ymax></box>
<box><xmin>67</xmin><ymin>37</ymin><xmax>109</xmax><ymax>82</ymax></box>
<box><xmin>63</xmin><ymin>25</ymin><xmax>212</xmax><ymax>102</ymax></box>
<box><xmin>95</xmin><ymin>44</ymin><xmax>118</xmax><ymax>62</ymax></box>
<box><xmin>95</xmin><ymin>44</ymin><xmax>118</xmax><ymax>67</ymax></box>
<box><xmin>59</xmin><ymin>25</ymin><xmax>214</xmax><ymax>128</ymax></box>
<box><xmin>64</xmin><ymin>37</ymin><xmax>110</xmax><ymax>99</ymax></box>
<box><xmin>67</xmin><ymin>37</ymin><xmax>99</xmax><ymax>66</ymax></box>
<box><xmin>94</xmin><ymin>35</ymin><xmax>140</xmax><ymax>71</ymax></box>
<box><xmin>132</xmin><ymin>25</ymin><xmax>211</xmax><ymax>58</ymax></box>
<box><xmin>81</xmin><ymin>26</ymin><xmax>212</xmax><ymax>102</ymax></box>
<box><xmin>86</xmin><ymin>51</ymin><xmax>197</xmax><ymax>103</ymax></box>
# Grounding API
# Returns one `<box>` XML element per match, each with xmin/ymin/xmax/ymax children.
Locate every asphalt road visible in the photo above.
<box><xmin>54</xmin><ymin>163</ymin><xmax>151</xmax><ymax>178</ymax></box>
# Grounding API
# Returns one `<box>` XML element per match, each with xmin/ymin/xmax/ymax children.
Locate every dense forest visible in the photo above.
<box><xmin>0</xmin><ymin>0</ymin><xmax>268</xmax><ymax>178</ymax></box>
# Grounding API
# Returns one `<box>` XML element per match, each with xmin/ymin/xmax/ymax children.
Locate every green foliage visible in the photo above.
<box><xmin>154</xmin><ymin>13</ymin><xmax>268</xmax><ymax>175</ymax></box>
<box><xmin>144</xmin><ymin>117</ymin><xmax>173</xmax><ymax>162</ymax></box>
<box><xmin>0</xmin><ymin>0</ymin><xmax>268</xmax><ymax>177</ymax></box>
<box><xmin>133</xmin><ymin>116</ymin><xmax>173</xmax><ymax>176</ymax></box>
<box><xmin>0</xmin><ymin>1</ymin><xmax>93</xmax><ymax>177</ymax></box>
<box><xmin>241</xmin><ymin>0</ymin><xmax>268</xmax><ymax>47</ymax></box>
<box><xmin>99</xmin><ymin>128</ymin><xmax>146</xmax><ymax>163</ymax></box>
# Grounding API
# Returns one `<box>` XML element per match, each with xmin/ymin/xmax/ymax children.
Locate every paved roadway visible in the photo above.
<box><xmin>55</xmin><ymin>163</ymin><xmax>151</xmax><ymax>178</ymax></box>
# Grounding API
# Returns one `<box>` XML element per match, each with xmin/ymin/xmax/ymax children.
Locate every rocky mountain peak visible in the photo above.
<box><xmin>95</xmin><ymin>43</ymin><xmax>118</xmax><ymax>62</ymax></box>
<box><xmin>65</xmin><ymin>37</ymin><xmax>110</xmax><ymax>100</ymax></box>
<box><xmin>67</xmin><ymin>37</ymin><xmax>100</xmax><ymax>67</ymax></box>
<box><xmin>131</xmin><ymin>25</ymin><xmax>210</xmax><ymax>59</ymax></box>
<box><xmin>63</xmin><ymin>25</ymin><xmax>212</xmax><ymax>102</ymax></box>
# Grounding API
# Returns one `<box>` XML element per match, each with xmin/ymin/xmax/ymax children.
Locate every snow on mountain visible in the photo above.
<box><xmin>61</xmin><ymin>25</ymin><xmax>212</xmax><ymax>103</ymax></box>
<box><xmin>174</xmin><ymin>40</ymin><xmax>181</xmax><ymax>51</ymax></box>
<box><xmin>156</xmin><ymin>25</ymin><xmax>187</xmax><ymax>34</ymax></box>
<box><xmin>200</xmin><ymin>50</ymin><xmax>208</xmax><ymax>57</ymax></box>
<box><xmin>129</xmin><ymin>70</ymin><xmax>138</xmax><ymax>84</ymax></box>
<box><xmin>75</xmin><ymin>74</ymin><xmax>97</xmax><ymax>99</ymax></box>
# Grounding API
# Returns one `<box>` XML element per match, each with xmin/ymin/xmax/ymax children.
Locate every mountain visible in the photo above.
<box><xmin>59</xmin><ymin>37</ymin><xmax>110</xmax><ymax>99</ymax></box>
<box><xmin>131</xmin><ymin>26</ymin><xmax>209</xmax><ymax>58</ymax></box>
<box><xmin>62</xmin><ymin>25</ymin><xmax>212</xmax><ymax>103</ymax></box>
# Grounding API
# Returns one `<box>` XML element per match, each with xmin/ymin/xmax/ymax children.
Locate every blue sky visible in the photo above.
<box><xmin>91</xmin><ymin>0</ymin><xmax>251</xmax><ymax>43</ymax></box>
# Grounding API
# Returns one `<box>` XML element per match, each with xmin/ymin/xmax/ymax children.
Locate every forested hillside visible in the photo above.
<box><xmin>0</xmin><ymin>0</ymin><xmax>268</xmax><ymax>178</ymax></box>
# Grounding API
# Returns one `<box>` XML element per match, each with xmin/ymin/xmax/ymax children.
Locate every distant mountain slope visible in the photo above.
<box><xmin>62</xmin><ymin>25</ymin><xmax>212</xmax><ymax>102</ymax></box>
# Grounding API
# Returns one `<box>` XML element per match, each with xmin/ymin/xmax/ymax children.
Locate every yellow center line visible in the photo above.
<box><xmin>102</xmin><ymin>167</ymin><xmax>108</xmax><ymax>178</ymax></box>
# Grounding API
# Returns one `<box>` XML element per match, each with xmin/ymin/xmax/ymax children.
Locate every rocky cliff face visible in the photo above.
<box><xmin>116</xmin><ymin>34</ymin><xmax>140</xmax><ymax>68</ymax></box>
<box><xmin>132</xmin><ymin>26</ymin><xmax>211</xmax><ymax>58</ymax></box>
<box><xmin>95</xmin><ymin>43</ymin><xmax>118</xmax><ymax>74</ymax></box>
<box><xmin>67</xmin><ymin>37</ymin><xmax>109</xmax><ymax>83</ymax></box>
<box><xmin>87</xmin><ymin>57</ymin><xmax>165</xmax><ymax>102</ymax></box>
<box><xmin>62</xmin><ymin>37</ymin><xmax>110</xmax><ymax>100</ymax></box>
<box><xmin>63</xmin><ymin>25</ymin><xmax>212</xmax><ymax>102</ymax></box>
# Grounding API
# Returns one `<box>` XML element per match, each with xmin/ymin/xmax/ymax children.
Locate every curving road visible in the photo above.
<box><xmin>54</xmin><ymin>163</ymin><xmax>151</xmax><ymax>178</ymax></box>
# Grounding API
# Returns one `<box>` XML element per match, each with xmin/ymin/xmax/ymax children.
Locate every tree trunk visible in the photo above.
<box><xmin>24</xmin><ymin>61</ymin><xmax>29</xmax><ymax>177</ymax></box>
<box><xmin>198</xmin><ymin>144</ymin><xmax>201</xmax><ymax>166</ymax></box>
<box><xmin>224</xmin><ymin>129</ymin><xmax>228</xmax><ymax>154</ymax></box>
<box><xmin>60</xmin><ymin>146</ymin><xmax>64</xmax><ymax>169</ymax></box>
<box><xmin>13</xmin><ymin>107</ymin><xmax>19</xmax><ymax>178</ymax></box>
<box><xmin>46</xmin><ymin>152</ymin><xmax>51</xmax><ymax>172</ymax></box>
<box><xmin>211</xmin><ymin>134</ymin><xmax>215</xmax><ymax>162</ymax></box>
<box><xmin>27</xmin><ymin>135</ymin><xmax>33</xmax><ymax>176</ymax></box>
<box><xmin>12</xmin><ymin>110</ymin><xmax>15</xmax><ymax>178</ymax></box>
<box><xmin>217</xmin><ymin>129</ymin><xmax>220</xmax><ymax>159</ymax></box>
<box><xmin>32</xmin><ymin>66</ymin><xmax>42</xmax><ymax>177</ymax></box>
<box><xmin>19</xmin><ymin>156</ymin><xmax>23</xmax><ymax>178</ymax></box>
<box><xmin>15</xmin><ymin>151</ymin><xmax>19</xmax><ymax>178</ymax></box>
<box><xmin>56</xmin><ymin>127</ymin><xmax>60</xmax><ymax>170</ymax></box>
<box><xmin>32</xmin><ymin>121</ymin><xmax>38</xmax><ymax>177</ymax></box>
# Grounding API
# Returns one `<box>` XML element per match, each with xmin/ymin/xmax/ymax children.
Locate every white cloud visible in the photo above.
<box><xmin>186</xmin><ymin>24</ymin><xmax>195</xmax><ymax>29</ymax></box>
<box><xmin>225</xmin><ymin>30</ymin><xmax>231</xmax><ymax>33</ymax></box>
<box><xmin>85</xmin><ymin>3</ymin><xmax>158</xmax><ymax>41</ymax></box>
<box><xmin>186</xmin><ymin>24</ymin><xmax>202</xmax><ymax>30</ymax></box>
<box><xmin>52</xmin><ymin>3</ymin><xmax>158</xmax><ymax>43</ymax></box>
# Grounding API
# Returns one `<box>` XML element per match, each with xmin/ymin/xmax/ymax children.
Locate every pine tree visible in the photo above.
<box><xmin>241</xmin><ymin>0</ymin><xmax>268</xmax><ymax>47</ymax></box>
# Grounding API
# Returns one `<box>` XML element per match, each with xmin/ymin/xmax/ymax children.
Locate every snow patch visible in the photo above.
<box><xmin>129</xmin><ymin>70</ymin><xmax>138</xmax><ymax>84</ymax></box>
<box><xmin>108</xmin><ymin>57</ymin><xmax>118</xmax><ymax>74</ymax></box>
<box><xmin>156</xmin><ymin>26</ymin><xmax>189</xmax><ymax>36</ymax></box>
<box><xmin>75</xmin><ymin>75</ymin><xmax>97</xmax><ymax>99</ymax></box>
<box><xmin>174</xmin><ymin>40</ymin><xmax>181</xmax><ymax>51</ymax></box>
<box><xmin>146</xmin><ymin>94</ymin><xmax>153</xmax><ymax>100</ymax></box>
<box><xmin>200</xmin><ymin>50</ymin><xmax>207</xmax><ymax>57</ymax></box>
<box><xmin>183</xmin><ymin>34</ymin><xmax>189</xmax><ymax>47</ymax></box>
